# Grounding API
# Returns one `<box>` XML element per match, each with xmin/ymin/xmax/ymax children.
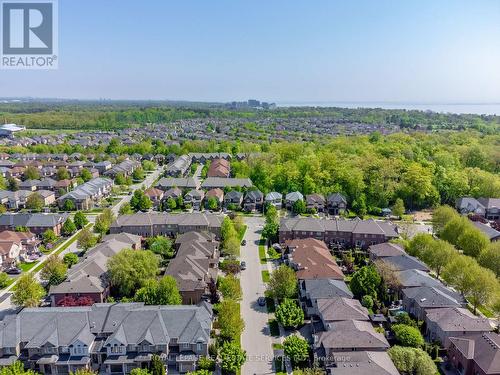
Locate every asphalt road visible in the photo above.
<box><xmin>240</xmin><ymin>216</ymin><xmax>275</xmax><ymax>375</ymax></box>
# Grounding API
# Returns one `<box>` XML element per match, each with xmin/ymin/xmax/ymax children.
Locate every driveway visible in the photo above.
<box><xmin>241</xmin><ymin>216</ymin><xmax>274</xmax><ymax>375</ymax></box>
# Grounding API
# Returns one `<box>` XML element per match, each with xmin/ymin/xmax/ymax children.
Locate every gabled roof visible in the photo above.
<box><xmin>303</xmin><ymin>279</ymin><xmax>353</xmax><ymax>300</ymax></box>
<box><xmin>369</xmin><ymin>242</ymin><xmax>405</xmax><ymax>258</ymax></box>
<box><xmin>317</xmin><ymin>297</ymin><xmax>370</xmax><ymax>322</ymax></box>
<box><xmin>402</xmin><ymin>286</ymin><xmax>465</xmax><ymax>309</ymax></box>
<box><xmin>265</xmin><ymin>191</ymin><xmax>282</xmax><ymax>201</ymax></box>
<box><xmin>327</xmin><ymin>351</ymin><xmax>400</xmax><ymax>375</ymax></box>
<box><xmin>286</xmin><ymin>238</ymin><xmax>344</xmax><ymax>280</ymax></box>
<box><xmin>449</xmin><ymin>333</ymin><xmax>500</xmax><ymax>374</ymax></box>
<box><xmin>426</xmin><ymin>307</ymin><xmax>491</xmax><ymax>333</ymax></box>
<box><xmin>316</xmin><ymin>320</ymin><xmax>389</xmax><ymax>351</ymax></box>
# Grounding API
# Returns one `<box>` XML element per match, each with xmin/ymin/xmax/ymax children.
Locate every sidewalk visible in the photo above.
<box><xmin>0</xmin><ymin>224</ymin><xmax>90</xmax><ymax>299</ymax></box>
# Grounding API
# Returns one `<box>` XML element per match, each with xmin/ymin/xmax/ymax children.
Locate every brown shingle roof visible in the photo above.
<box><xmin>285</xmin><ymin>238</ymin><xmax>344</xmax><ymax>280</ymax></box>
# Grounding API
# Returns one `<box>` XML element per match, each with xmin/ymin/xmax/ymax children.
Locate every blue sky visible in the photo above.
<box><xmin>1</xmin><ymin>0</ymin><xmax>500</xmax><ymax>103</ymax></box>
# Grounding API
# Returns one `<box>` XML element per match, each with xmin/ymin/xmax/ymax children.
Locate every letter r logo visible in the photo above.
<box><xmin>2</xmin><ymin>2</ymin><xmax>53</xmax><ymax>54</ymax></box>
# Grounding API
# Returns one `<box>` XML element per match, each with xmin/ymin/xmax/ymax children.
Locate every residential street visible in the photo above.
<box><xmin>111</xmin><ymin>165</ymin><xmax>164</xmax><ymax>216</ymax></box>
<box><xmin>241</xmin><ymin>216</ymin><xmax>274</xmax><ymax>375</ymax></box>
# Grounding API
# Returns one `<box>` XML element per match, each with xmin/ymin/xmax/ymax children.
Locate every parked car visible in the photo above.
<box><xmin>258</xmin><ymin>296</ymin><xmax>266</xmax><ymax>306</ymax></box>
<box><xmin>240</xmin><ymin>261</ymin><xmax>247</xmax><ymax>270</ymax></box>
<box><xmin>6</xmin><ymin>267</ymin><xmax>21</xmax><ymax>275</ymax></box>
<box><xmin>241</xmin><ymin>239</ymin><xmax>247</xmax><ymax>246</ymax></box>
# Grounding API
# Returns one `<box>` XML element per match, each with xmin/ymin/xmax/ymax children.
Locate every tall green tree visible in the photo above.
<box><xmin>284</xmin><ymin>335</ymin><xmax>309</xmax><ymax>365</ymax></box>
<box><xmin>149</xmin><ymin>354</ymin><xmax>165</xmax><ymax>375</ymax></box>
<box><xmin>134</xmin><ymin>276</ymin><xmax>182</xmax><ymax>305</ymax></box>
<box><xmin>62</xmin><ymin>218</ymin><xmax>77</xmax><ymax>236</ymax></box>
<box><xmin>12</xmin><ymin>273</ymin><xmax>45</xmax><ymax>307</ymax></box>
<box><xmin>73</xmin><ymin>211</ymin><xmax>88</xmax><ymax>229</ymax></box>
<box><xmin>349</xmin><ymin>265</ymin><xmax>381</xmax><ymax>299</ymax></box>
<box><xmin>108</xmin><ymin>249</ymin><xmax>159</xmax><ymax>297</ymax></box>
<box><xmin>40</xmin><ymin>255</ymin><xmax>67</xmax><ymax>286</ymax></box>
<box><xmin>268</xmin><ymin>265</ymin><xmax>298</xmax><ymax>301</ymax></box>
<box><xmin>219</xmin><ymin>341</ymin><xmax>246</xmax><ymax>373</ymax></box>
<box><xmin>217</xmin><ymin>300</ymin><xmax>245</xmax><ymax>341</ymax></box>
<box><xmin>26</xmin><ymin>193</ymin><xmax>44</xmax><ymax>211</ymax></box>
<box><xmin>275</xmin><ymin>298</ymin><xmax>304</xmax><ymax>329</ymax></box>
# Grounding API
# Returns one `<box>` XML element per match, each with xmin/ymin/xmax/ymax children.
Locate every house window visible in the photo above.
<box><xmin>196</xmin><ymin>343</ymin><xmax>203</xmax><ymax>351</ymax></box>
<box><xmin>180</xmin><ymin>343</ymin><xmax>190</xmax><ymax>350</ymax></box>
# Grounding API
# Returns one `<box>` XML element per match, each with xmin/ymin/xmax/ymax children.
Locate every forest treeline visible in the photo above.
<box><xmin>2</xmin><ymin>128</ymin><xmax>499</xmax><ymax>215</ymax></box>
<box><xmin>0</xmin><ymin>102</ymin><xmax>499</xmax><ymax>133</ymax></box>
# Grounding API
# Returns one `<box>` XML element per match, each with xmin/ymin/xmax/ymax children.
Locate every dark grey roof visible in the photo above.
<box><xmin>472</xmin><ymin>221</ymin><xmax>500</xmax><ymax>240</ymax></box>
<box><xmin>0</xmin><ymin>213</ymin><xmax>69</xmax><ymax>228</ymax></box>
<box><xmin>379</xmin><ymin>254</ymin><xmax>430</xmax><ymax>272</ymax></box>
<box><xmin>0</xmin><ymin>303</ymin><xmax>212</xmax><ymax>349</ymax></box>
<box><xmin>402</xmin><ymin>286</ymin><xmax>466</xmax><ymax>309</ymax></box>
<box><xmin>303</xmin><ymin>279</ymin><xmax>353</xmax><ymax>300</ymax></box>
<box><xmin>201</xmin><ymin>177</ymin><xmax>253</xmax><ymax>189</ymax></box>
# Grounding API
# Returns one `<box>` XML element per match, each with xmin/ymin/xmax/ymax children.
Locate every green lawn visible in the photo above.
<box><xmin>261</xmin><ymin>270</ymin><xmax>270</xmax><ymax>283</ymax></box>
<box><xmin>19</xmin><ymin>262</ymin><xmax>38</xmax><ymax>272</ymax></box>
<box><xmin>0</xmin><ymin>277</ymin><xmax>15</xmax><ymax>290</ymax></box>
<box><xmin>259</xmin><ymin>238</ymin><xmax>267</xmax><ymax>264</ymax></box>
<box><xmin>269</xmin><ymin>319</ymin><xmax>280</xmax><ymax>337</ymax></box>
<box><xmin>238</xmin><ymin>225</ymin><xmax>247</xmax><ymax>241</ymax></box>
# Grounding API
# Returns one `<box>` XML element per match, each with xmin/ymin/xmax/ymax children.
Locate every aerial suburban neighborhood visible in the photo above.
<box><xmin>1</xmin><ymin>1</ymin><xmax>500</xmax><ymax>375</ymax></box>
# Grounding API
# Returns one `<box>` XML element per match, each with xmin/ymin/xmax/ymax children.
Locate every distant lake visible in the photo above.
<box><xmin>276</xmin><ymin>102</ymin><xmax>500</xmax><ymax>116</ymax></box>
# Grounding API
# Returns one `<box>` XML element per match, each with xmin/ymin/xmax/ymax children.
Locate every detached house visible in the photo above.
<box><xmin>243</xmin><ymin>190</ymin><xmax>263</xmax><ymax>212</ymax></box>
<box><xmin>285</xmin><ymin>191</ymin><xmax>304</xmax><ymax>210</ymax></box>
<box><xmin>306</xmin><ymin>193</ymin><xmax>326</xmax><ymax>213</ymax></box>
<box><xmin>204</xmin><ymin>188</ymin><xmax>224</xmax><ymax>210</ymax></box>
<box><xmin>184</xmin><ymin>189</ymin><xmax>204</xmax><ymax>211</ymax></box>
<box><xmin>224</xmin><ymin>190</ymin><xmax>243</xmax><ymax>209</ymax></box>
<box><xmin>265</xmin><ymin>192</ymin><xmax>282</xmax><ymax>209</ymax></box>
<box><xmin>327</xmin><ymin>193</ymin><xmax>347</xmax><ymax>215</ymax></box>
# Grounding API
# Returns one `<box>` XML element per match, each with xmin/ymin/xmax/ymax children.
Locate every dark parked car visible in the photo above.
<box><xmin>6</xmin><ymin>267</ymin><xmax>21</xmax><ymax>275</ymax></box>
<box><xmin>240</xmin><ymin>261</ymin><xmax>247</xmax><ymax>270</ymax></box>
<box><xmin>258</xmin><ymin>296</ymin><xmax>266</xmax><ymax>306</ymax></box>
<box><xmin>241</xmin><ymin>239</ymin><xmax>247</xmax><ymax>246</ymax></box>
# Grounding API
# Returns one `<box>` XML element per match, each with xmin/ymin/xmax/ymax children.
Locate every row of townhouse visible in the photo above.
<box><xmin>0</xmin><ymin>161</ymin><xmax>100</xmax><ymax>181</ymax></box>
<box><xmin>0</xmin><ymin>302</ymin><xmax>213</xmax><ymax>374</ymax></box>
<box><xmin>109</xmin><ymin>212</ymin><xmax>224</xmax><ymax>239</ymax></box>
<box><xmin>165</xmin><ymin>155</ymin><xmax>192</xmax><ymax>177</ymax></box>
<box><xmin>48</xmin><ymin>233</ymin><xmax>142</xmax><ymax>306</ymax></box>
<box><xmin>104</xmin><ymin>160</ymin><xmax>141</xmax><ymax>179</ymax></box>
<box><xmin>279</xmin><ymin>217</ymin><xmax>399</xmax><ymax>250</ymax></box>
<box><xmin>0</xmin><ymin>230</ymin><xmax>40</xmax><ymax>270</ymax></box>
<box><xmin>283</xmin><ymin>238</ymin><xmax>399</xmax><ymax>375</ymax></box>
<box><xmin>368</xmin><ymin>242</ymin><xmax>499</xmax><ymax>375</ymax></box>
<box><xmin>57</xmin><ymin>178</ymin><xmax>114</xmax><ymax>210</ymax></box>
<box><xmin>0</xmin><ymin>212</ymin><xmax>70</xmax><ymax>236</ymax></box>
<box><xmin>206</xmin><ymin>158</ymin><xmax>230</xmax><ymax>178</ymax></box>
<box><xmin>12</xmin><ymin>178</ymin><xmax>78</xmax><ymax>196</ymax></box>
<box><xmin>165</xmin><ymin>231</ymin><xmax>220</xmax><ymax>305</ymax></box>
<box><xmin>0</xmin><ymin>189</ymin><xmax>56</xmax><ymax>210</ymax></box>
<box><xmin>271</xmin><ymin>191</ymin><xmax>347</xmax><ymax>215</ymax></box>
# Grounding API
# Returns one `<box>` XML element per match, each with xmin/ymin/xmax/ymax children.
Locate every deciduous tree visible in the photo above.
<box><xmin>268</xmin><ymin>265</ymin><xmax>298</xmax><ymax>301</ymax></box>
<box><xmin>40</xmin><ymin>255</ymin><xmax>67</xmax><ymax>285</ymax></box>
<box><xmin>12</xmin><ymin>273</ymin><xmax>45</xmax><ymax>307</ymax></box>
<box><xmin>275</xmin><ymin>298</ymin><xmax>304</xmax><ymax>329</ymax></box>
<box><xmin>108</xmin><ymin>249</ymin><xmax>159</xmax><ymax>297</ymax></box>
